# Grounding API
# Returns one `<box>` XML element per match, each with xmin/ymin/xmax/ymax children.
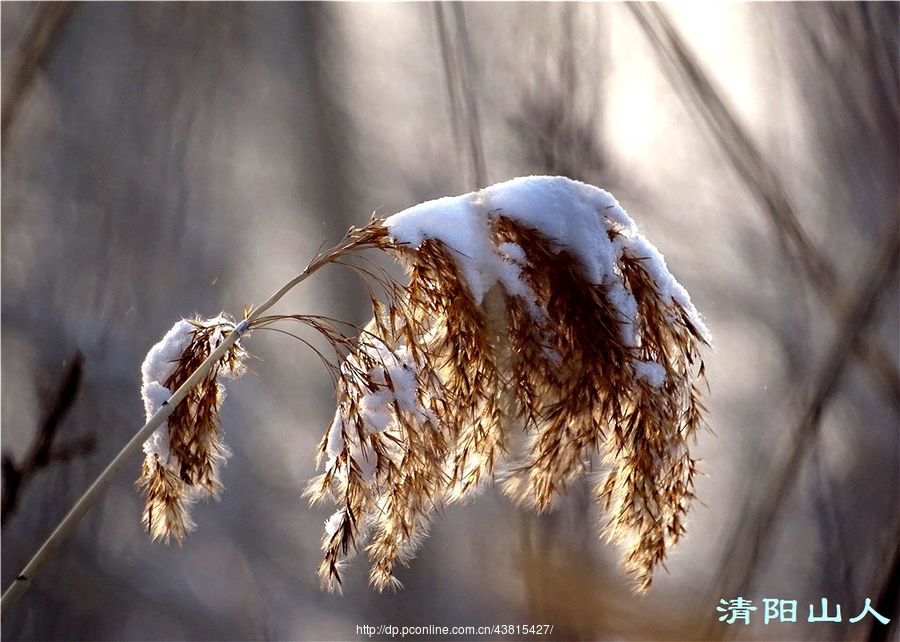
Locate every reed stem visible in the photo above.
<box><xmin>0</xmin><ymin>263</ymin><xmax>319</xmax><ymax>618</ymax></box>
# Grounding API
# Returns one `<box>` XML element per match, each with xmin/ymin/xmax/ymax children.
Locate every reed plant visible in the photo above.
<box><xmin>1</xmin><ymin>176</ymin><xmax>710</xmax><ymax>617</ymax></box>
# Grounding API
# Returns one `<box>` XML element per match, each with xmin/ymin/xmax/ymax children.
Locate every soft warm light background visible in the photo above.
<box><xmin>2</xmin><ymin>4</ymin><xmax>897</xmax><ymax>641</ymax></box>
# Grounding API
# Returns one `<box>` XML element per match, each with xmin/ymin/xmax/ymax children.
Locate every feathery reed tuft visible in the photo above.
<box><xmin>306</xmin><ymin>176</ymin><xmax>710</xmax><ymax>592</ymax></box>
<box><xmin>138</xmin><ymin>317</ymin><xmax>247</xmax><ymax>542</ymax></box>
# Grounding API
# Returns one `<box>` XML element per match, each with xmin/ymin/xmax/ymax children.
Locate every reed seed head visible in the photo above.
<box><xmin>308</xmin><ymin>176</ymin><xmax>711</xmax><ymax>593</ymax></box>
<box><xmin>138</xmin><ymin>316</ymin><xmax>247</xmax><ymax>543</ymax></box>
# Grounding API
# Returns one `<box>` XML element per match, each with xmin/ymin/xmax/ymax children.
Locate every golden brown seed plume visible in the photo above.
<box><xmin>138</xmin><ymin>317</ymin><xmax>247</xmax><ymax>542</ymax></box>
<box><xmin>307</xmin><ymin>176</ymin><xmax>711</xmax><ymax>593</ymax></box>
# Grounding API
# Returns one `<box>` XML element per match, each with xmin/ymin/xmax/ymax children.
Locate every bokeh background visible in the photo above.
<box><xmin>2</xmin><ymin>3</ymin><xmax>897</xmax><ymax>641</ymax></box>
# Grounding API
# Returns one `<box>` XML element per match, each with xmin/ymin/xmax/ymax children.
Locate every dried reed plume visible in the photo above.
<box><xmin>305</xmin><ymin>176</ymin><xmax>711</xmax><ymax>593</ymax></box>
<box><xmin>132</xmin><ymin>176</ymin><xmax>709</xmax><ymax>595</ymax></box>
<box><xmin>138</xmin><ymin>317</ymin><xmax>248</xmax><ymax>542</ymax></box>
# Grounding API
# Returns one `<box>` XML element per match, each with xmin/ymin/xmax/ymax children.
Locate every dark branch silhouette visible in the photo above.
<box><xmin>1</xmin><ymin>351</ymin><xmax>95</xmax><ymax>525</ymax></box>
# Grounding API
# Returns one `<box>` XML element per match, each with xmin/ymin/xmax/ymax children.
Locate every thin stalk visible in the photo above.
<box><xmin>1</xmin><ymin>256</ymin><xmax>327</xmax><ymax>618</ymax></box>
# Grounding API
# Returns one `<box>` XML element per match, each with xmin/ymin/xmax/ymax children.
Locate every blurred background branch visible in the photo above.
<box><xmin>629</xmin><ymin>3</ymin><xmax>900</xmax><ymax>408</ymax></box>
<box><xmin>708</xmin><ymin>230</ymin><xmax>898</xmax><ymax>634</ymax></box>
<box><xmin>1</xmin><ymin>1</ymin><xmax>76</xmax><ymax>145</ymax></box>
<box><xmin>434</xmin><ymin>2</ymin><xmax>487</xmax><ymax>190</ymax></box>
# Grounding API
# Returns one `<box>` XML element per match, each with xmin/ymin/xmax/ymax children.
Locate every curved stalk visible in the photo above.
<box><xmin>1</xmin><ymin>260</ymin><xmax>324</xmax><ymax>618</ymax></box>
